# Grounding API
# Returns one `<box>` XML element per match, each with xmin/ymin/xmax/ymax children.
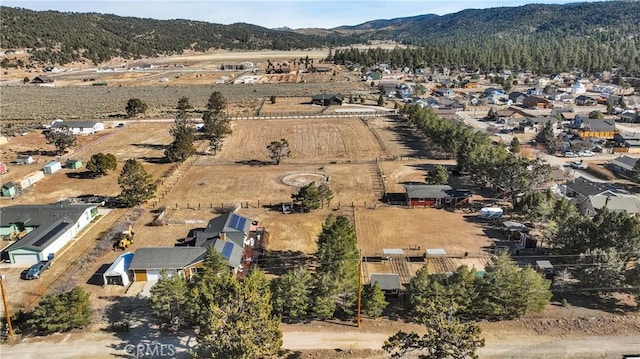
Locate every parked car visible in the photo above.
<box><xmin>578</xmin><ymin>150</ymin><xmax>595</xmax><ymax>157</ymax></box>
<box><xmin>21</xmin><ymin>261</ymin><xmax>51</xmax><ymax>280</ymax></box>
<box><xmin>564</xmin><ymin>151</ymin><xmax>578</xmax><ymax>158</ymax></box>
<box><xmin>570</xmin><ymin>160</ymin><xmax>588</xmax><ymax>170</ymax></box>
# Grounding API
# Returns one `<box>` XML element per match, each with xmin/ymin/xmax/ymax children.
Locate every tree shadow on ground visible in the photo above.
<box><xmin>550</xmin><ymin>289</ymin><xmax>637</xmax><ymax>313</ymax></box>
<box><xmin>257</xmin><ymin>250</ymin><xmax>314</xmax><ymax>276</ymax></box>
<box><xmin>140</xmin><ymin>156</ymin><xmax>170</xmax><ymax>164</ymax></box>
<box><xmin>102</xmin><ymin>296</ymin><xmax>194</xmax><ymax>358</ymax></box>
<box><xmin>235</xmin><ymin>159</ymin><xmax>271</xmax><ymax>166</ymax></box>
<box><xmin>66</xmin><ymin>171</ymin><xmax>95</xmax><ymax>179</ymax></box>
<box><xmin>382</xmin><ymin>295</ymin><xmax>412</xmax><ymax>322</ymax></box>
<box><xmin>386</xmin><ymin>118</ymin><xmax>454</xmax><ymax>159</ymax></box>
<box><xmin>87</xmin><ymin>263</ymin><xmax>112</xmax><ymax>286</ymax></box>
<box><xmin>131</xmin><ymin>143</ymin><xmax>167</xmax><ymax>150</ymax></box>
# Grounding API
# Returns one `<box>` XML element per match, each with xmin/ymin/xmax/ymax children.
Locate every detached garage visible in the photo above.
<box><xmin>103</xmin><ymin>252</ymin><xmax>134</xmax><ymax>286</ymax></box>
<box><xmin>128</xmin><ymin>247</ymin><xmax>206</xmax><ymax>282</ymax></box>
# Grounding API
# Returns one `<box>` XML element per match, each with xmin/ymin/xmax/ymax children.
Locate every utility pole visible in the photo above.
<box><xmin>0</xmin><ymin>274</ymin><xmax>14</xmax><ymax>337</ymax></box>
<box><xmin>357</xmin><ymin>252</ymin><xmax>362</xmax><ymax>328</ymax></box>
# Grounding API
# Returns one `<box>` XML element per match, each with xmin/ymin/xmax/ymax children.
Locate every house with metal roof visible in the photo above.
<box><xmin>403</xmin><ymin>184</ymin><xmax>472</xmax><ymax>208</ymax></box>
<box><xmin>607</xmin><ymin>155</ymin><xmax>638</xmax><ymax>178</ymax></box>
<box><xmin>577</xmin><ymin>118</ymin><xmax>617</xmax><ymax>139</ymax></box>
<box><xmin>129</xmin><ymin>247</ymin><xmax>206</xmax><ymax>282</ymax></box>
<box><xmin>51</xmin><ymin>120</ymin><xmax>105</xmax><ymax>135</ymax></box>
<box><xmin>564</xmin><ymin>176</ymin><xmax>623</xmax><ymax>202</ymax></box>
<box><xmin>178</xmin><ymin>212</ymin><xmax>256</xmax><ymax>274</ymax></box>
<box><xmin>579</xmin><ymin>195</ymin><xmax>640</xmax><ymax>217</ymax></box>
<box><xmin>0</xmin><ymin>202</ymin><xmax>98</xmax><ymax>266</ymax></box>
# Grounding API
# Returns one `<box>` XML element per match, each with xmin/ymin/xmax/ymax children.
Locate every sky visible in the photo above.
<box><xmin>2</xmin><ymin>0</ymin><xmax>604</xmax><ymax>29</ymax></box>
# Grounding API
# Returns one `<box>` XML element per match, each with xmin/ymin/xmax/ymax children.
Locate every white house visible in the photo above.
<box><xmin>570</xmin><ymin>82</ymin><xmax>587</xmax><ymax>95</ymax></box>
<box><xmin>51</xmin><ymin>121</ymin><xmax>105</xmax><ymax>135</ymax></box>
<box><xmin>0</xmin><ymin>202</ymin><xmax>98</xmax><ymax>266</ymax></box>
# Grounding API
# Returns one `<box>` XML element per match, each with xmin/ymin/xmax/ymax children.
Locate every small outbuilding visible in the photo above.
<box><xmin>42</xmin><ymin>161</ymin><xmax>62</xmax><ymax>174</ymax></box>
<box><xmin>16</xmin><ymin>155</ymin><xmax>35</xmax><ymax>165</ymax></box>
<box><xmin>311</xmin><ymin>93</ymin><xmax>344</xmax><ymax>106</ymax></box>
<box><xmin>370</xmin><ymin>273</ymin><xmax>402</xmax><ymax>296</ymax></box>
<box><xmin>0</xmin><ymin>162</ymin><xmax>7</xmax><ymax>175</ymax></box>
<box><xmin>103</xmin><ymin>252</ymin><xmax>134</xmax><ymax>286</ymax></box>
<box><xmin>1</xmin><ymin>182</ymin><xmax>17</xmax><ymax>197</ymax></box>
<box><xmin>66</xmin><ymin>159</ymin><xmax>83</xmax><ymax>169</ymax></box>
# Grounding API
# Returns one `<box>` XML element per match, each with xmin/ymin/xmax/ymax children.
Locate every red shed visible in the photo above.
<box><xmin>403</xmin><ymin>184</ymin><xmax>472</xmax><ymax>208</ymax></box>
<box><xmin>0</xmin><ymin>162</ymin><xmax>7</xmax><ymax>175</ymax></box>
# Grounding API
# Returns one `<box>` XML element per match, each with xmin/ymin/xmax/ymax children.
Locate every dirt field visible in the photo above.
<box><xmin>1</xmin><ymin>122</ymin><xmax>176</xmax><ymax>205</ymax></box>
<box><xmin>216</xmin><ymin>118</ymin><xmax>386</xmax><ymax>162</ymax></box>
<box><xmin>355</xmin><ymin>206</ymin><xmax>494</xmax><ymax>256</ymax></box>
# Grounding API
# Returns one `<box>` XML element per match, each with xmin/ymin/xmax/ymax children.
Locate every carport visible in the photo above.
<box><xmin>103</xmin><ymin>252</ymin><xmax>133</xmax><ymax>286</ymax></box>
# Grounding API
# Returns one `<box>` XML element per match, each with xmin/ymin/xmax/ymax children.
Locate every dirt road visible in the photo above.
<box><xmin>3</xmin><ymin>329</ymin><xmax>639</xmax><ymax>358</ymax></box>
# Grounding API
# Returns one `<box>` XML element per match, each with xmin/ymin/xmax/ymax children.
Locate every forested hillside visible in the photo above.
<box><xmin>0</xmin><ymin>7</ymin><xmax>355</xmax><ymax>65</ymax></box>
<box><xmin>1</xmin><ymin>1</ymin><xmax>640</xmax><ymax>75</ymax></box>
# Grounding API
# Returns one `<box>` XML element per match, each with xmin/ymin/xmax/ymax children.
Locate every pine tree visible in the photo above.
<box><xmin>117</xmin><ymin>159</ymin><xmax>156</xmax><ymax>207</ymax></box>
<box><xmin>193</xmin><ymin>269</ymin><xmax>282</xmax><ymax>359</ymax></box>
<box><xmin>149</xmin><ymin>270</ymin><xmax>189</xmax><ymax>330</ymax></box>
<box><xmin>45</xmin><ymin>127</ymin><xmax>77</xmax><ymax>155</ymax></box>
<box><xmin>202</xmin><ymin>91</ymin><xmax>231</xmax><ymax>154</ymax></box>
<box><xmin>86</xmin><ymin>152</ymin><xmax>117</xmax><ymax>177</ymax></box>
<box><xmin>27</xmin><ymin>287</ymin><xmax>91</xmax><ymax>334</ymax></box>
<box><xmin>315</xmin><ymin>215</ymin><xmax>359</xmax><ymax>316</ymax></box>
<box><xmin>427</xmin><ymin>165</ymin><xmax>449</xmax><ymax>185</ymax></box>
<box><xmin>272</xmin><ymin>266</ymin><xmax>314</xmax><ymax>321</ymax></box>
<box><xmin>383</xmin><ymin>308</ymin><xmax>485</xmax><ymax>359</ymax></box>
<box><xmin>362</xmin><ymin>282</ymin><xmax>388</xmax><ymax>318</ymax></box>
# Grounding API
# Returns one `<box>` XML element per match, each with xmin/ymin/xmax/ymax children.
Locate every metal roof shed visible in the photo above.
<box><xmin>370</xmin><ymin>273</ymin><xmax>402</xmax><ymax>294</ymax></box>
<box><xmin>43</xmin><ymin>161</ymin><xmax>62</xmax><ymax>174</ymax></box>
<box><xmin>103</xmin><ymin>252</ymin><xmax>134</xmax><ymax>286</ymax></box>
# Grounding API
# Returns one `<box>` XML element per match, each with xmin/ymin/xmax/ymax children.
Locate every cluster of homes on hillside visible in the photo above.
<box><xmin>362</xmin><ymin>64</ymin><xmax>639</xmax><ymax>115</ymax></box>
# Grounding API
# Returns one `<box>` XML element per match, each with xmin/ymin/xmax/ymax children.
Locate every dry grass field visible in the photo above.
<box><xmin>217</xmin><ymin>118</ymin><xmax>386</xmax><ymax>162</ymax></box>
<box><xmin>0</xmin><ymin>122</ymin><xmax>176</xmax><ymax>205</ymax></box>
<box><xmin>259</xmin><ymin>96</ymin><xmax>324</xmax><ymax>113</ymax></box>
<box><xmin>354</xmin><ymin>206</ymin><xmax>494</xmax><ymax>256</ymax></box>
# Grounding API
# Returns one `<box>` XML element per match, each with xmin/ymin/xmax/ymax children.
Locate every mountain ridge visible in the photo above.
<box><xmin>1</xmin><ymin>1</ymin><xmax>639</xmax><ymax>70</ymax></box>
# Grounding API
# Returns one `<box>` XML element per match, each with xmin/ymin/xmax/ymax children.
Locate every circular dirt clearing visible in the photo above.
<box><xmin>281</xmin><ymin>172</ymin><xmax>329</xmax><ymax>187</ymax></box>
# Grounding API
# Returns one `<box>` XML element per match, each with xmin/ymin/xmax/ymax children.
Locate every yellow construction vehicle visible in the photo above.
<box><xmin>113</xmin><ymin>225</ymin><xmax>135</xmax><ymax>251</ymax></box>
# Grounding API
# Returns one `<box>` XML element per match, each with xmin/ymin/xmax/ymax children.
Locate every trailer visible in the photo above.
<box><xmin>479</xmin><ymin>207</ymin><xmax>503</xmax><ymax>220</ymax></box>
